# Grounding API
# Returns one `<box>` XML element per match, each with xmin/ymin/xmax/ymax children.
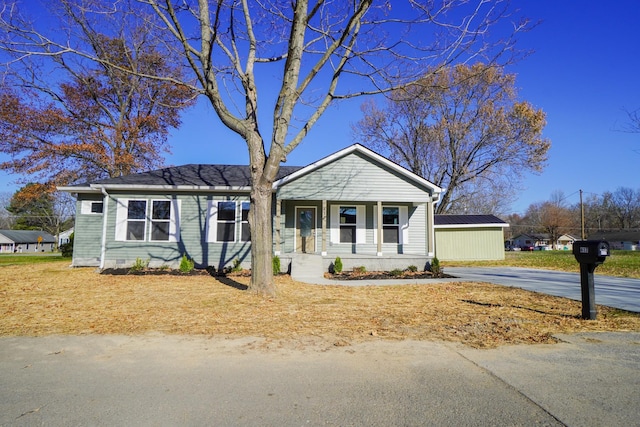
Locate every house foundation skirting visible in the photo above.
<box><xmin>279</xmin><ymin>253</ymin><xmax>433</xmax><ymax>275</ymax></box>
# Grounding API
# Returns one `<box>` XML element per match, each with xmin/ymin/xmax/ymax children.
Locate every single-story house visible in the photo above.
<box><xmin>510</xmin><ymin>233</ymin><xmax>550</xmax><ymax>250</ymax></box>
<box><xmin>0</xmin><ymin>230</ymin><xmax>56</xmax><ymax>253</ymax></box>
<box><xmin>58</xmin><ymin>227</ymin><xmax>74</xmax><ymax>246</ymax></box>
<box><xmin>556</xmin><ymin>234</ymin><xmax>578</xmax><ymax>251</ymax></box>
<box><xmin>59</xmin><ymin>144</ymin><xmax>507</xmax><ymax>273</ymax></box>
<box><xmin>434</xmin><ymin>215</ymin><xmax>509</xmax><ymax>261</ymax></box>
<box><xmin>587</xmin><ymin>231</ymin><xmax>640</xmax><ymax>251</ymax></box>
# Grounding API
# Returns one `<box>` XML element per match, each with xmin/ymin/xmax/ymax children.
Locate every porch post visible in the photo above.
<box><xmin>321</xmin><ymin>199</ymin><xmax>327</xmax><ymax>256</ymax></box>
<box><xmin>377</xmin><ymin>200</ymin><xmax>383</xmax><ymax>256</ymax></box>
<box><xmin>274</xmin><ymin>198</ymin><xmax>281</xmax><ymax>255</ymax></box>
<box><xmin>427</xmin><ymin>198</ymin><xmax>435</xmax><ymax>257</ymax></box>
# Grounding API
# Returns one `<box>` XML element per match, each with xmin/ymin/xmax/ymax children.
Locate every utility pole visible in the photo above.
<box><xmin>580</xmin><ymin>189</ymin><xmax>585</xmax><ymax>240</ymax></box>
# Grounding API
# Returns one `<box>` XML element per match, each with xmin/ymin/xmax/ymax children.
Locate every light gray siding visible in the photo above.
<box><xmin>74</xmin><ymin>191</ymin><xmax>252</xmax><ymax>269</ymax></box>
<box><xmin>73</xmin><ymin>195</ymin><xmax>104</xmax><ymax>266</ymax></box>
<box><xmin>276</xmin><ymin>152</ymin><xmax>433</xmax><ymax>202</ymax></box>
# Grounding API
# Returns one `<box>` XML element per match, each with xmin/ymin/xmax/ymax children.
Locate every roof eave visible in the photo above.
<box><xmin>435</xmin><ymin>223</ymin><xmax>509</xmax><ymax>229</ymax></box>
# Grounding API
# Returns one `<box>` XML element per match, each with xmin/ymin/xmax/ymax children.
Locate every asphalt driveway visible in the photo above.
<box><xmin>447</xmin><ymin>267</ymin><xmax>640</xmax><ymax>313</ymax></box>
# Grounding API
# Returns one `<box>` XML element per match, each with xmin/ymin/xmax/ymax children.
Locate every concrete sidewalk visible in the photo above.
<box><xmin>1</xmin><ymin>332</ymin><xmax>639</xmax><ymax>426</ymax></box>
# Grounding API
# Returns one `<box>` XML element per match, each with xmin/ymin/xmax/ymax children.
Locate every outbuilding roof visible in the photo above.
<box><xmin>0</xmin><ymin>230</ymin><xmax>56</xmax><ymax>244</ymax></box>
<box><xmin>434</xmin><ymin>214</ymin><xmax>508</xmax><ymax>228</ymax></box>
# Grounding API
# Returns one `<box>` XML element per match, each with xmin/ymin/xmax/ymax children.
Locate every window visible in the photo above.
<box><xmin>126</xmin><ymin>200</ymin><xmax>147</xmax><ymax>240</ymax></box>
<box><xmin>241</xmin><ymin>202</ymin><xmax>250</xmax><ymax>242</ymax></box>
<box><xmin>216</xmin><ymin>201</ymin><xmax>236</xmax><ymax>242</ymax></box>
<box><xmin>150</xmin><ymin>200</ymin><xmax>171</xmax><ymax>241</ymax></box>
<box><xmin>330</xmin><ymin>205</ymin><xmax>365</xmax><ymax>244</ymax></box>
<box><xmin>115</xmin><ymin>198</ymin><xmax>180</xmax><ymax>242</ymax></box>
<box><xmin>339</xmin><ymin>206</ymin><xmax>357</xmax><ymax>243</ymax></box>
<box><xmin>90</xmin><ymin>202</ymin><xmax>103</xmax><ymax>213</ymax></box>
<box><xmin>382</xmin><ymin>207</ymin><xmax>399</xmax><ymax>244</ymax></box>
<box><xmin>81</xmin><ymin>200</ymin><xmax>104</xmax><ymax>214</ymax></box>
<box><xmin>373</xmin><ymin>205</ymin><xmax>408</xmax><ymax>245</ymax></box>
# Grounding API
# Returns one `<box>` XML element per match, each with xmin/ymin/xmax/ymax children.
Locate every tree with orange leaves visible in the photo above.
<box><xmin>0</xmin><ymin>5</ymin><xmax>194</xmax><ymax>186</ymax></box>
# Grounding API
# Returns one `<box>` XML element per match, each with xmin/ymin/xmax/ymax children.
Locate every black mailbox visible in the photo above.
<box><xmin>573</xmin><ymin>240</ymin><xmax>610</xmax><ymax>265</ymax></box>
<box><xmin>572</xmin><ymin>240</ymin><xmax>610</xmax><ymax>320</ymax></box>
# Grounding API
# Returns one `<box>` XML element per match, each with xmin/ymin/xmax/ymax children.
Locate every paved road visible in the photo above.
<box><xmin>447</xmin><ymin>267</ymin><xmax>640</xmax><ymax>313</ymax></box>
<box><xmin>1</xmin><ymin>333</ymin><xmax>639</xmax><ymax>426</ymax></box>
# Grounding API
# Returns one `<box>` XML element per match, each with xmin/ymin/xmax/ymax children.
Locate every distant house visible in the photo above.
<box><xmin>434</xmin><ymin>215</ymin><xmax>509</xmax><ymax>261</ymax></box>
<box><xmin>0</xmin><ymin>230</ymin><xmax>56</xmax><ymax>253</ymax></box>
<box><xmin>587</xmin><ymin>230</ymin><xmax>640</xmax><ymax>251</ymax></box>
<box><xmin>511</xmin><ymin>233</ymin><xmax>580</xmax><ymax>250</ymax></box>
<box><xmin>556</xmin><ymin>234</ymin><xmax>578</xmax><ymax>251</ymax></box>
<box><xmin>511</xmin><ymin>233</ymin><xmax>550</xmax><ymax>249</ymax></box>
<box><xmin>58</xmin><ymin>228</ymin><xmax>74</xmax><ymax>246</ymax></box>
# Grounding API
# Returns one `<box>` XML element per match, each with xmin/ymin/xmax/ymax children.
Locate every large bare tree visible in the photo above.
<box><xmin>353</xmin><ymin>63</ymin><xmax>550</xmax><ymax>214</ymax></box>
<box><xmin>1</xmin><ymin>0</ymin><xmax>530</xmax><ymax>295</ymax></box>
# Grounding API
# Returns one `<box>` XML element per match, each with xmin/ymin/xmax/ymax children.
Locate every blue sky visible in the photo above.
<box><xmin>2</xmin><ymin>1</ymin><xmax>639</xmax><ymax>214</ymax></box>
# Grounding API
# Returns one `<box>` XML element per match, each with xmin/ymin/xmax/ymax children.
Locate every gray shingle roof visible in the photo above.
<box><xmin>88</xmin><ymin>164</ymin><xmax>304</xmax><ymax>187</ymax></box>
<box><xmin>0</xmin><ymin>230</ymin><xmax>56</xmax><ymax>243</ymax></box>
<box><xmin>434</xmin><ymin>214</ymin><xmax>507</xmax><ymax>226</ymax></box>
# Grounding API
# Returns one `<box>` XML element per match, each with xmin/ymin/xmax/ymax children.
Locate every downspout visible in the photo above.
<box><xmin>99</xmin><ymin>186</ymin><xmax>109</xmax><ymax>270</ymax></box>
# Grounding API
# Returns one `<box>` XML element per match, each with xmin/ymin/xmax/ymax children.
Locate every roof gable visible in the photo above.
<box><xmin>274</xmin><ymin>144</ymin><xmax>442</xmax><ymax>196</ymax></box>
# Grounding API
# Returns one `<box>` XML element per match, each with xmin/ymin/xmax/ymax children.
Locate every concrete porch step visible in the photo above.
<box><xmin>290</xmin><ymin>254</ymin><xmax>325</xmax><ymax>280</ymax></box>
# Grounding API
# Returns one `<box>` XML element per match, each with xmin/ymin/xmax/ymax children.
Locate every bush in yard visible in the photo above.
<box><xmin>430</xmin><ymin>257</ymin><xmax>442</xmax><ymax>277</ymax></box>
<box><xmin>130</xmin><ymin>257</ymin><xmax>149</xmax><ymax>272</ymax></box>
<box><xmin>179</xmin><ymin>255</ymin><xmax>194</xmax><ymax>273</ymax></box>
<box><xmin>59</xmin><ymin>233</ymin><xmax>74</xmax><ymax>257</ymax></box>
<box><xmin>406</xmin><ymin>265</ymin><xmax>418</xmax><ymax>272</ymax></box>
<box><xmin>334</xmin><ymin>257</ymin><xmax>343</xmax><ymax>274</ymax></box>
<box><xmin>272</xmin><ymin>255</ymin><xmax>281</xmax><ymax>275</ymax></box>
<box><xmin>389</xmin><ymin>268</ymin><xmax>403</xmax><ymax>277</ymax></box>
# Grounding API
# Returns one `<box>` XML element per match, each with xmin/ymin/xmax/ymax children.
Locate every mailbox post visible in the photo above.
<box><xmin>572</xmin><ymin>240</ymin><xmax>610</xmax><ymax>320</ymax></box>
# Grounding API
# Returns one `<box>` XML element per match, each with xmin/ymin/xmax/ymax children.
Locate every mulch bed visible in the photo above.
<box><xmin>100</xmin><ymin>267</ymin><xmax>211</xmax><ymax>276</ymax></box>
<box><xmin>326</xmin><ymin>271</ymin><xmax>456</xmax><ymax>280</ymax></box>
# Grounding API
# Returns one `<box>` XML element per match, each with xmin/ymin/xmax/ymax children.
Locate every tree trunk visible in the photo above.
<box><xmin>248</xmin><ymin>180</ymin><xmax>275</xmax><ymax>296</ymax></box>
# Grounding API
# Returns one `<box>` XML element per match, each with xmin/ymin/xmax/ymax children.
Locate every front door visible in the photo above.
<box><xmin>295</xmin><ymin>207</ymin><xmax>316</xmax><ymax>253</ymax></box>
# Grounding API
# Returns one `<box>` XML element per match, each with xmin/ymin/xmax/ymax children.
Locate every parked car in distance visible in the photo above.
<box><xmin>535</xmin><ymin>245</ymin><xmax>552</xmax><ymax>251</ymax></box>
<box><xmin>520</xmin><ymin>245</ymin><xmax>535</xmax><ymax>251</ymax></box>
<box><xmin>505</xmin><ymin>245</ymin><xmax>521</xmax><ymax>251</ymax></box>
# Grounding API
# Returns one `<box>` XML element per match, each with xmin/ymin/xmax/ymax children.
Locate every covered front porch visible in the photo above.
<box><xmin>273</xmin><ymin>198</ymin><xmax>436</xmax><ymax>266</ymax></box>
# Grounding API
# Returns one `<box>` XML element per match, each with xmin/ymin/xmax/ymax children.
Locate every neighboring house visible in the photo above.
<box><xmin>556</xmin><ymin>234</ymin><xmax>578</xmax><ymax>251</ymax></box>
<box><xmin>511</xmin><ymin>233</ymin><xmax>550</xmax><ymax>249</ymax></box>
<box><xmin>434</xmin><ymin>215</ymin><xmax>509</xmax><ymax>261</ymax></box>
<box><xmin>0</xmin><ymin>230</ymin><xmax>56</xmax><ymax>253</ymax></box>
<box><xmin>58</xmin><ymin>227</ymin><xmax>74</xmax><ymax>246</ymax></box>
<box><xmin>59</xmin><ymin>144</ymin><xmax>506</xmax><ymax>273</ymax></box>
<box><xmin>587</xmin><ymin>231</ymin><xmax>640</xmax><ymax>251</ymax></box>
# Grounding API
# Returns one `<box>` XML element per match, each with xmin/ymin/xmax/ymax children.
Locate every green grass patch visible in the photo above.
<box><xmin>445</xmin><ymin>250</ymin><xmax>640</xmax><ymax>279</ymax></box>
<box><xmin>0</xmin><ymin>253</ymin><xmax>66</xmax><ymax>266</ymax></box>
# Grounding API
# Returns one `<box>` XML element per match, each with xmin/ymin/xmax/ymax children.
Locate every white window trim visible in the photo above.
<box><xmin>207</xmin><ymin>200</ymin><xmax>240</xmax><ymax>243</ymax></box>
<box><xmin>148</xmin><ymin>199</ymin><xmax>181</xmax><ymax>242</ymax></box>
<box><xmin>373</xmin><ymin>205</ymin><xmax>409</xmax><ymax>245</ymax></box>
<box><xmin>240</xmin><ymin>201</ymin><xmax>250</xmax><ymax>242</ymax></box>
<box><xmin>330</xmin><ymin>205</ymin><xmax>365</xmax><ymax>244</ymax></box>
<box><xmin>80</xmin><ymin>200</ymin><xmax>104</xmax><ymax>215</ymax></box>
<box><xmin>115</xmin><ymin>198</ymin><xmax>180</xmax><ymax>243</ymax></box>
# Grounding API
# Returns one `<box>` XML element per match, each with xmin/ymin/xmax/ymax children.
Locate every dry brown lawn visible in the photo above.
<box><xmin>1</xmin><ymin>262</ymin><xmax>639</xmax><ymax>348</ymax></box>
